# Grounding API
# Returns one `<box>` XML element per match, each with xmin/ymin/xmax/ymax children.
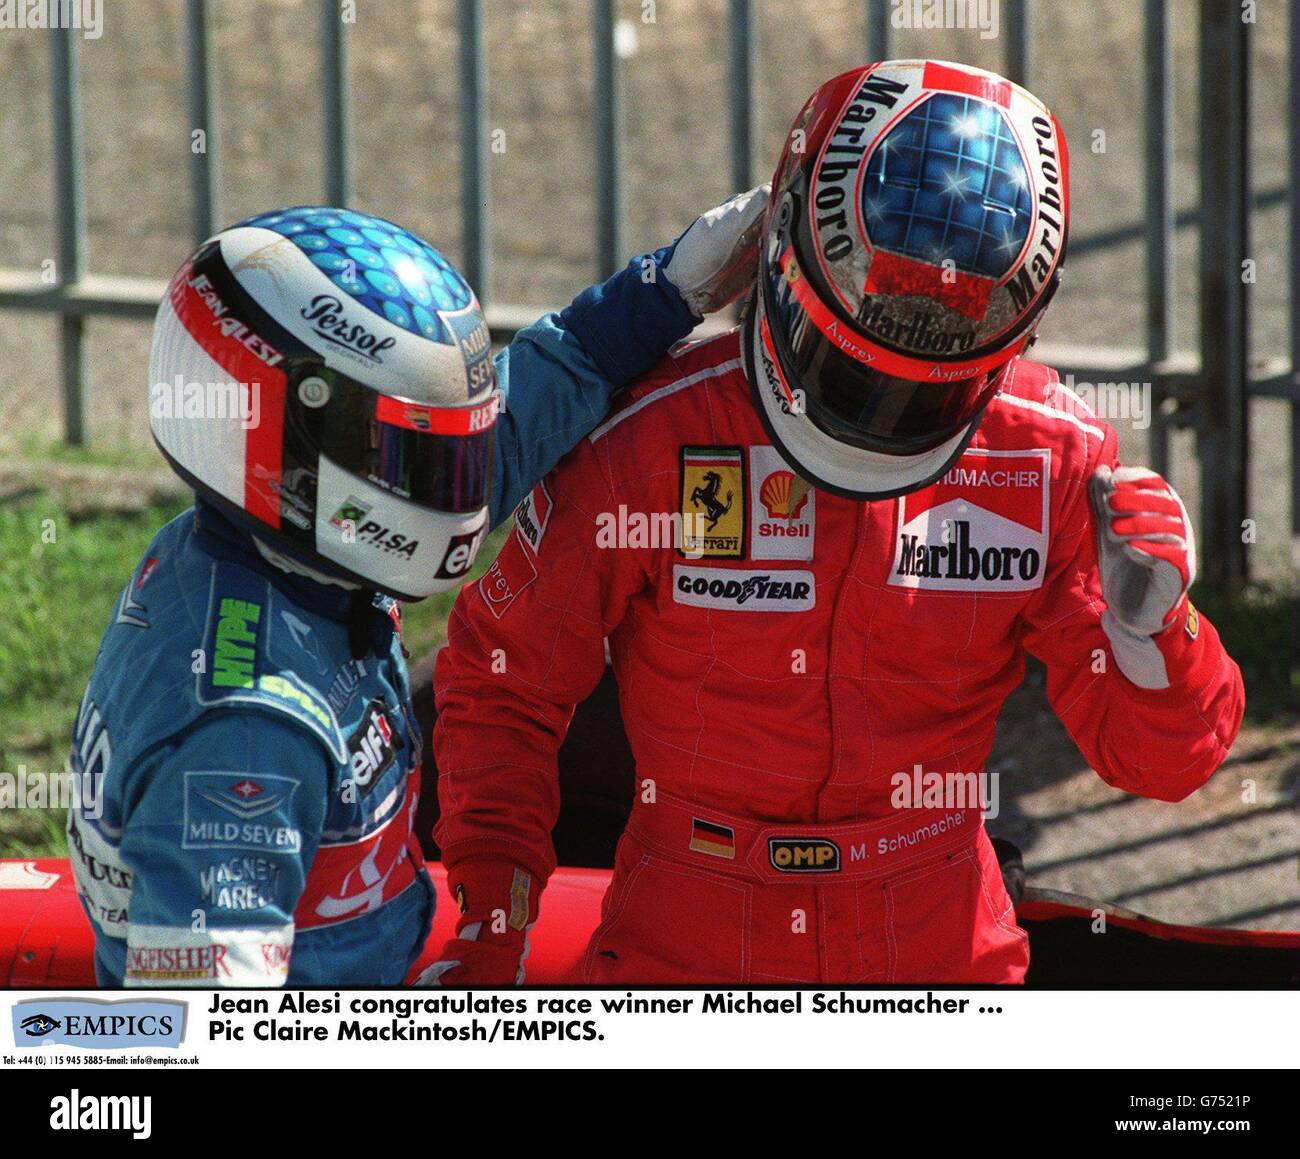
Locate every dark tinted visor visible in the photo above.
<box><xmin>308</xmin><ymin>366</ymin><xmax>498</xmax><ymax>514</ymax></box>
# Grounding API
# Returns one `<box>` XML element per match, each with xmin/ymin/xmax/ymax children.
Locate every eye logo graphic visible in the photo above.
<box><xmin>20</xmin><ymin>1014</ymin><xmax>61</xmax><ymax>1037</ymax></box>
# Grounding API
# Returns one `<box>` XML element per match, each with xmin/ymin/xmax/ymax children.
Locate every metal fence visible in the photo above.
<box><xmin>0</xmin><ymin>0</ymin><xmax>1291</xmax><ymax>587</ymax></box>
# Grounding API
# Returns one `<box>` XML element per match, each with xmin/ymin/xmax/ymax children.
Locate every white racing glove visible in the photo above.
<box><xmin>661</xmin><ymin>184</ymin><xmax>770</xmax><ymax>317</ymax></box>
<box><xmin>1089</xmin><ymin>465</ymin><xmax>1199</xmax><ymax>690</ymax></box>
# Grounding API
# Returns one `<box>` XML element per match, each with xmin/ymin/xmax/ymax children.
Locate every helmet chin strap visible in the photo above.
<box><xmin>252</xmin><ymin>537</ymin><xmax>362</xmax><ymax>591</ymax></box>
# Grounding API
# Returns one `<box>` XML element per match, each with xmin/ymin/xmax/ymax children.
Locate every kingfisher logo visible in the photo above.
<box><xmin>890</xmin><ymin>448</ymin><xmax>1050</xmax><ymax>592</ymax></box>
<box><xmin>12</xmin><ymin>999</ymin><xmax>185</xmax><ymax>1049</ymax></box>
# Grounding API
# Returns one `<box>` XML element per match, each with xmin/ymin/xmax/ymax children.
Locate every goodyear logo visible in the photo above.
<box><xmin>768</xmin><ymin>838</ymin><xmax>840</xmax><ymax>873</ymax></box>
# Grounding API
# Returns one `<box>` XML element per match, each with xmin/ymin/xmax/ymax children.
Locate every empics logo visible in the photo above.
<box><xmin>12</xmin><ymin>998</ymin><xmax>185</xmax><ymax>1050</ymax></box>
<box><xmin>890</xmin><ymin>448</ymin><xmax>1050</xmax><ymax>592</ymax></box>
<box><xmin>680</xmin><ymin>446</ymin><xmax>745</xmax><ymax>559</ymax></box>
<box><xmin>750</xmin><ymin>445</ymin><xmax>814</xmax><ymax>560</ymax></box>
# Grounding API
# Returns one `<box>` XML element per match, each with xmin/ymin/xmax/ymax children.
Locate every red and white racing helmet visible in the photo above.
<box><xmin>744</xmin><ymin>60</ymin><xmax>1069</xmax><ymax>499</ymax></box>
<box><xmin>148</xmin><ymin>206</ymin><xmax>499</xmax><ymax>600</ymax></box>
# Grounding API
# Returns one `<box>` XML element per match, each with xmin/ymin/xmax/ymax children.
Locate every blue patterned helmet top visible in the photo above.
<box><xmin>235</xmin><ymin>206</ymin><xmax>475</xmax><ymax>344</ymax></box>
<box><xmin>862</xmin><ymin>93</ymin><xmax>1032</xmax><ymax>280</ymax></box>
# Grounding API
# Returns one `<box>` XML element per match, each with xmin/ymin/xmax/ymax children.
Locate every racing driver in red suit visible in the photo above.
<box><xmin>424</xmin><ymin>61</ymin><xmax>1245</xmax><ymax>985</ymax></box>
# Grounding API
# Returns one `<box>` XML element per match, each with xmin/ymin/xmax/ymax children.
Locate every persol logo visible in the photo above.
<box><xmin>301</xmin><ymin>295</ymin><xmax>398</xmax><ymax>363</ymax></box>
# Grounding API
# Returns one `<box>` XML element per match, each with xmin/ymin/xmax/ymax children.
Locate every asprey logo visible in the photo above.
<box><xmin>749</xmin><ymin>445</ymin><xmax>814</xmax><ymax>560</ymax></box>
<box><xmin>769</xmin><ymin>838</ymin><xmax>840</xmax><ymax>873</ymax></box>
<box><xmin>12</xmin><ymin>999</ymin><xmax>185</xmax><ymax>1049</ymax></box>
<box><xmin>890</xmin><ymin>448</ymin><xmax>1050</xmax><ymax>592</ymax></box>
<box><xmin>50</xmin><ymin>1091</ymin><xmax>151</xmax><ymax>1140</ymax></box>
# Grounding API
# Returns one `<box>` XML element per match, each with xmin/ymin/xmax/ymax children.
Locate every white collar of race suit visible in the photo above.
<box><xmin>742</xmin><ymin>311</ymin><xmax>986</xmax><ymax>501</ymax></box>
<box><xmin>253</xmin><ymin>537</ymin><xmax>362</xmax><ymax>590</ymax></box>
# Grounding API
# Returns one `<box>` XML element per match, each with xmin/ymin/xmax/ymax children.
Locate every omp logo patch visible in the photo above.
<box><xmin>749</xmin><ymin>445</ymin><xmax>814</xmax><ymax>560</ymax></box>
<box><xmin>673</xmin><ymin>566</ymin><xmax>815</xmax><ymax>612</ymax></box>
<box><xmin>680</xmin><ymin>446</ymin><xmax>745</xmax><ymax>559</ymax></box>
<box><xmin>514</xmin><ymin>479</ymin><xmax>552</xmax><ymax>555</ymax></box>
<box><xmin>890</xmin><ymin>448</ymin><xmax>1050</xmax><ymax>592</ymax></box>
<box><xmin>769</xmin><ymin>838</ymin><xmax>840</xmax><ymax>873</ymax></box>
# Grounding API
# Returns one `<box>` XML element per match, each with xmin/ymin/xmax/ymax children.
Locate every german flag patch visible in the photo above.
<box><xmin>689</xmin><ymin>818</ymin><xmax>736</xmax><ymax>860</ymax></box>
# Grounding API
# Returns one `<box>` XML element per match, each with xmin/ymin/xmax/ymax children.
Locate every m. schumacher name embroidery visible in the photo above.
<box><xmin>889</xmin><ymin>448</ymin><xmax>1051</xmax><ymax>592</ymax></box>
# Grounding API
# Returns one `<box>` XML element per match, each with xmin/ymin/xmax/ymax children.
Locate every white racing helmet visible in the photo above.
<box><xmin>745</xmin><ymin>60</ymin><xmax>1070</xmax><ymax>499</ymax></box>
<box><xmin>149</xmin><ymin>206</ymin><xmax>499</xmax><ymax>600</ymax></box>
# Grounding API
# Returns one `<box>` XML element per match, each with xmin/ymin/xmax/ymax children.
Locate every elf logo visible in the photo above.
<box><xmin>348</xmin><ymin>700</ymin><xmax>401</xmax><ymax>792</ymax></box>
<box><xmin>435</xmin><ymin>524</ymin><xmax>488</xmax><ymax>579</ymax></box>
<box><xmin>769</xmin><ymin>838</ymin><xmax>840</xmax><ymax>873</ymax></box>
<box><xmin>889</xmin><ymin>448</ymin><xmax>1050</xmax><ymax>592</ymax></box>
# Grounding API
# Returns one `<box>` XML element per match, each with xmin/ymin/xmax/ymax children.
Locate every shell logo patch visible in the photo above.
<box><xmin>680</xmin><ymin>446</ymin><xmax>745</xmax><ymax>559</ymax></box>
<box><xmin>890</xmin><ymin>448</ymin><xmax>1051</xmax><ymax>592</ymax></box>
<box><xmin>749</xmin><ymin>445</ymin><xmax>814</xmax><ymax>560</ymax></box>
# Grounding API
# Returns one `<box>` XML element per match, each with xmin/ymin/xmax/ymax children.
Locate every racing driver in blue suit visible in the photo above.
<box><xmin>66</xmin><ymin>195</ymin><xmax>766</xmax><ymax>987</ymax></box>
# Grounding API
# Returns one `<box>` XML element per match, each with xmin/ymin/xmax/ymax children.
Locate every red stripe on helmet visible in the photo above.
<box><xmin>922</xmin><ymin>61</ymin><xmax>1012</xmax><ymax>108</ymax></box>
<box><xmin>375</xmin><ymin>392</ymin><xmax>500</xmax><ymax>436</ymax></box>
<box><xmin>864</xmin><ymin>249</ymin><xmax>995</xmax><ymax>322</ymax></box>
<box><xmin>167</xmin><ymin>260</ymin><xmax>288</xmax><ymax>529</ymax></box>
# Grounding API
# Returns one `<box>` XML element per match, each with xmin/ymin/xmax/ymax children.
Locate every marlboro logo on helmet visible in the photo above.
<box><xmin>745</xmin><ymin>60</ymin><xmax>1069</xmax><ymax>502</ymax></box>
